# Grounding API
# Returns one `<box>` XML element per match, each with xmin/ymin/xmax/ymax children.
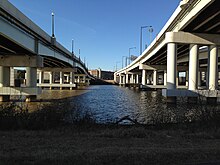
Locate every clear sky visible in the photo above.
<box><xmin>8</xmin><ymin>0</ymin><xmax>179</xmax><ymax>71</ymax></box>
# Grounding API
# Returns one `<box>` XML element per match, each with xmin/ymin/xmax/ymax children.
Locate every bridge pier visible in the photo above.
<box><xmin>0</xmin><ymin>66</ymin><xmax>10</xmax><ymax>102</ymax></box>
<box><xmin>37</xmin><ymin>69</ymin><xmax>78</xmax><ymax>90</ymax></box>
<box><xmin>119</xmin><ymin>74</ymin><xmax>123</xmax><ymax>85</ymax></box>
<box><xmin>166</xmin><ymin>42</ymin><xmax>177</xmax><ymax>103</ymax></box>
<box><xmin>164</xmin><ymin>70</ymin><xmax>167</xmax><ymax>86</ymax></box>
<box><xmin>187</xmin><ymin>44</ymin><xmax>199</xmax><ymax>103</ymax></box>
<box><xmin>188</xmin><ymin>44</ymin><xmax>199</xmax><ymax>91</ymax></box>
<box><xmin>208</xmin><ymin>45</ymin><xmax>218</xmax><ymax>90</ymax></box>
<box><xmin>136</xmin><ymin>74</ymin><xmax>139</xmax><ymax>84</ymax></box>
<box><xmin>49</xmin><ymin>72</ymin><xmax>53</xmax><ymax>89</ymax></box>
<box><xmin>153</xmin><ymin>70</ymin><xmax>157</xmax><ymax>86</ymax></box>
<box><xmin>163</xmin><ymin>41</ymin><xmax>219</xmax><ymax>103</ymax></box>
<box><xmin>38</xmin><ymin>71</ymin><xmax>44</xmax><ymax>85</ymax></box>
<box><xmin>125</xmin><ymin>74</ymin><xmax>129</xmax><ymax>84</ymax></box>
<box><xmin>69</xmin><ymin>72</ymin><xmax>74</xmax><ymax>90</ymax></box>
<box><xmin>207</xmin><ymin>45</ymin><xmax>218</xmax><ymax>103</ymax></box>
<box><xmin>59</xmin><ymin>72</ymin><xmax>63</xmax><ymax>90</ymax></box>
<box><xmin>141</xmin><ymin>70</ymin><xmax>146</xmax><ymax>85</ymax></box>
<box><xmin>146</xmin><ymin>72</ymin><xmax>150</xmax><ymax>85</ymax></box>
<box><xmin>25</xmin><ymin>67</ymin><xmax>37</xmax><ymax>102</ymax></box>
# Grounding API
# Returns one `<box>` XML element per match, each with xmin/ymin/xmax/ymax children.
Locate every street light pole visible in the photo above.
<box><xmin>129</xmin><ymin>47</ymin><xmax>136</xmax><ymax>65</ymax></box>
<box><xmin>140</xmin><ymin>26</ymin><xmax>153</xmax><ymax>55</ymax></box>
<box><xmin>51</xmin><ymin>12</ymin><xmax>55</xmax><ymax>38</ymax></box>
<box><xmin>71</xmin><ymin>39</ymin><xmax>74</xmax><ymax>54</ymax></box>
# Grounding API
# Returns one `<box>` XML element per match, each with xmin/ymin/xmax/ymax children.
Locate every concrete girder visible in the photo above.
<box><xmin>166</xmin><ymin>32</ymin><xmax>220</xmax><ymax>46</ymax></box>
<box><xmin>0</xmin><ymin>55</ymin><xmax>43</xmax><ymax>67</ymax></box>
<box><xmin>139</xmin><ymin>64</ymin><xmax>189</xmax><ymax>71</ymax></box>
<box><xmin>177</xmin><ymin>47</ymin><xmax>220</xmax><ymax>63</ymax></box>
<box><xmin>38</xmin><ymin>67</ymin><xmax>77</xmax><ymax>72</ymax></box>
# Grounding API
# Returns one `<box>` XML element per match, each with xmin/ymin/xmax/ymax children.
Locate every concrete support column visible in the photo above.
<box><xmin>126</xmin><ymin>74</ymin><xmax>129</xmax><ymax>84</ymax></box>
<box><xmin>66</xmin><ymin>74</ymin><xmax>69</xmax><ymax>83</ymax></box>
<box><xmin>167</xmin><ymin>43</ymin><xmax>177</xmax><ymax>90</ymax></box>
<box><xmin>146</xmin><ymin>72</ymin><xmax>150</xmax><ymax>84</ymax></box>
<box><xmin>10</xmin><ymin>67</ymin><xmax>15</xmax><ymax>86</ymax></box>
<box><xmin>49</xmin><ymin>72</ymin><xmax>53</xmax><ymax>84</ymax></box>
<box><xmin>186</xmin><ymin>71</ymin><xmax>189</xmax><ymax>87</ymax></box>
<box><xmin>164</xmin><ymin>70</ymin><xmax>167</xmax><ymax>86</ymax></box>
<box><xmin>39</xmin><ymin>71</ymin><xmax>42</xmax><ymax>84</ymax></box>
<box><xmin>119</xmin><ymin>74</ymin><xmax>122</xmax><ymax>84</ymax></box>
<box><xmin>59</xmin><ymin>72</ymin><xmax>63</xmax><ymax>90</ymax></box>
<box><xmin>49</xmin><ymin>72</ymin><xmax>53</xmax><ymax>90</ymax></box>
<box><xmin>60</xmin><ymin>72</ymin><xmax>63</xmax><ymax>85</ymax></box>
<box><xmin>26</xmin><ymin>67</ymin><xmax>37</xmax><ymax>102</ymax></box>
<box><xmin>136</xmin><ymin>74</ymin><xmax>139</xmax><ymax>84</ymax></box>
<box><xmin>188</xmin><ymin>44</ymin><xmax>199</xmax><ymax>90</ymax></box>
<box><xmin>70</xmin><ymin>72</ymin><xmax>73</xmax><ymax>84</ymax></box>
<box><xmin>0</xmin><ymin>66</ymin><xmax>10</xmax><ymax>87</ymax></box>
<box><xmin>167</xmin><ymin>43</ymin><xmax>177</xmax><ymax>103</ymax></box>
<box><xmin>198</xmin><ymin>71</ymin><xmax>201</xmax><ymax>88</ymax></box>
<box><xmin>142</xmin><ymin>70</ymin><xmax>146</xmax><ymax>85</ymax></box>
<box><xmin>39</xmin><ymin>71</ymin><xmax>44</xmax><ymax>84</ymax></box>
<box><xmin>130</xmin><ymin>74</ymin><xmax>134</xmax><ymax>84</ymax></box>
<box><xmin>208</xmin><ymin>45</ymin><xmax>218</xmax><ymax>90</ymax></box>
<box><xmin>206</xmin><ymin>70</ymin><xmax>209</xmax><ymax>88</ymax></box>
<box><xmin>0</xmin><ymin>66</ymin><xmax>10</xmax><ymax>101</ymax></box>
<box><xmin>114</xmin><ymin>74</ymin><xmax>117</xmax><ymax>82</ymax></box>
<box><xmin>26</xmin><ymin>67</ymin><xmax>37</xmax><ymax>87</ymax></box>
<box><xmin>83</xmin><ymin>75</ymin><xmax>86</xmax><ymax>83</ymax></box>
<box><xmin>123</xmin><ymin>75</ymin><xmax>125</xmax><ymax>85</ymax></box>
<box><xmin>69</xmin><ymin>72</ymin><xmax>74</xmax><ymax>90</ymax></box>
<box><xmin>77</xmin><ymin>76</ymin><xmax>80</xmax><ymax>83</ymax></box>
<box><xmin>176</xmin><ymin>72</ymin><xmax>179</xmax><ymax>87</ymax></box>
<box><xmin>153</xmin><ymin>70</ymin><xmax>157</xmax><ymax>86</ymax></box>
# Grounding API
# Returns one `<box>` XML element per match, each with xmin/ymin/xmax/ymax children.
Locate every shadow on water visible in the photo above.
<box><xmin>6</xmin><ymin>85</ymin><xmax>220</xmax><ymax>125</ymax></box>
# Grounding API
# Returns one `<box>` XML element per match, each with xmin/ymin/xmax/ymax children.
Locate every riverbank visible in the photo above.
<box><xmin>0</xmin><ymin>124</ymin><xmax>220</xmax><ymax>165</ymax></box>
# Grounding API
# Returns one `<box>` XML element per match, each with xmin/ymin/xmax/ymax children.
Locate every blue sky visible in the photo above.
<box><xmin>8</xmin><ymin>0</ymin><xmax>179</xmax><ymax>71</ymax></box>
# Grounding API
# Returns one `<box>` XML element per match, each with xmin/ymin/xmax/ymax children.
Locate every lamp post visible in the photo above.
<box><xmin>51</xmin><ymin>12</ymin><xmax>55</xmax><ymax>38</ymax></box>
<box><xmin>71</xmin><ymin>39</ymin><xmax>75</xmax><ymax>67</ymax></box>
<box><xmin>129</xmin><ymin>47</ymin><xmax>136</xmax><ymax>65</ymax></box>
<box><xmin>140</xmin><ymin>26</ymin><xmax>153</xmax><ymax>54</ymax></box>
<box><xmin>71</xmin><ymin>39</ymin><xmax>74</xmax><ymax>54</ymax></box>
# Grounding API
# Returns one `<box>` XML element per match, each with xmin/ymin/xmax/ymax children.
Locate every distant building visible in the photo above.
<box><xmin>89</xmin><ymin>69</ymin><xmax>114</xmax><ymax>80</ymax></box>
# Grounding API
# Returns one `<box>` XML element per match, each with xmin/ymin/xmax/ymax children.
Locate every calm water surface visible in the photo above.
<box><xmin>37</xmin><ymin>85</ymin><xmax>218</xmax><ymax>124</ymax></box>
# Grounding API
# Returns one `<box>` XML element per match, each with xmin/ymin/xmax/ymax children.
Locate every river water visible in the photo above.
<box><xmin>35</xmin><ymin>85</ymin><xmax>218</xmax><ymax>124</ymax></box>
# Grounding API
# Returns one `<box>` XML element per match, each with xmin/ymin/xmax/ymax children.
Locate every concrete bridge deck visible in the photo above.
<box><xmin>0</xmin><ymin>1</ymin><xmax>92</xmax><ymax>101</ymax></box>
<box><xmin>115</xmin><ymin>0</ymin><xmax>220</xmax><ymax>103</ymax></box>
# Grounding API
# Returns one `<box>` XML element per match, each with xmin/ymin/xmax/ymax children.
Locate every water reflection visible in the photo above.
<box><xmin>11</xmin><ymin>85</ymin><xmax>220</xmax><ymax>124</ymax></box>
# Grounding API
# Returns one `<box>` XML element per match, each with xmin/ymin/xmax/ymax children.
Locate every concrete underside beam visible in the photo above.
<box><xmin>0</xmin><ymin>87</ymin><xmax>42</xmax><ymax>96</ymax></box>
<box><xmin>39</xmin><ymin>67</ymin><xmax>77</xmax><ymax>72</ymax></box>
<box><xmin>166</xmin><ymin>32</ymin><xmax>220</xmax><ymax>46</ymax></box>
<box><xmin>139</xmin><ymin>64</ymin><xmax>189</xmax><ymax>71</ymax></box>
<box><xmin>0</xmin><ymin>55</ymin><xmax>43</xmax><ymax>67</ymax></box>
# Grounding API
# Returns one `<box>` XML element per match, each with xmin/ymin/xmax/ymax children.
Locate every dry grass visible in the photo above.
<box><xmin>0</xmin><ymin>125</ymin><xmax>220</xmax><ymax>165</ymax></box>
<box><xmin>1</xmin><ymin>102</ymin><xmax>220</xmax><ymax>164</ymax></box>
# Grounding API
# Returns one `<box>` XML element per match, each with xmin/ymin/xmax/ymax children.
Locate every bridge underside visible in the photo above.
<box><xmin>115</xmin><ymin>0</ymin><xmax>220</xmax><ymax>103</ymax></box>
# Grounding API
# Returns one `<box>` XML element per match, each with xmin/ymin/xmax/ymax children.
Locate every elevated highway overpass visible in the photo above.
<box><xmin>115</xmin><ymin>0</ymin><xmax>220</xmax><ymax>103</ymax></box>
<box><xmin>0</xmin><ymin>0</ymin><xmax>92</xmax><ymax>101</ymax></box>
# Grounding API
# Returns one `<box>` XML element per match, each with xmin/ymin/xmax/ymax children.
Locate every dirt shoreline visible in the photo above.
<box><xmin>0</xmin><ymin>124</ymin><xmax>220</xmax><ymax>165</ymax></box>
